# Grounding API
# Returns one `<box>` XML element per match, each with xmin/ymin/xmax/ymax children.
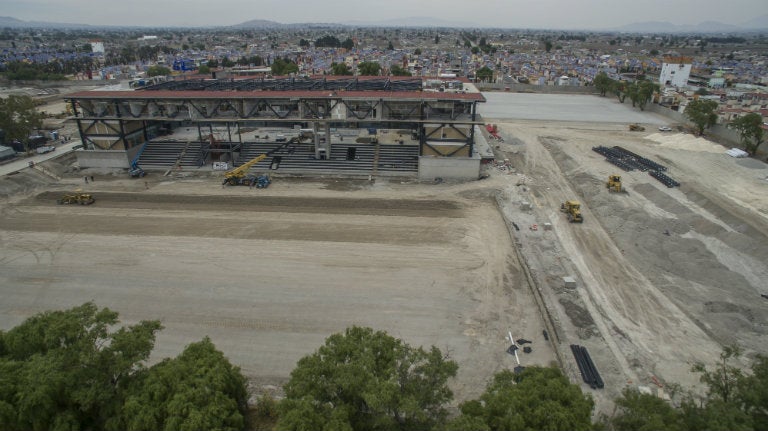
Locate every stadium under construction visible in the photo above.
<box><xmin>65</xmin><ymin>76</ymin><xmax>490</xmax><ymax>179</ymax></box>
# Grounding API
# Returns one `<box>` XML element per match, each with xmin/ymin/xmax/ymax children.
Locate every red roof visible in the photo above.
<box><xmin>65</xmin><ymin>89</ymin><xmax>485</xmax><ymax>102</ymax></box>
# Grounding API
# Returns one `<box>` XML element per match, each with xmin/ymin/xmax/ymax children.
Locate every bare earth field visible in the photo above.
<box><xmin>2</xmin><ymin>91</ymin><xmax>767</xmax><ymax>414</ymax></box>
<box><xmin>0</xmin><ymin>170</ymin><xmax>554</xmax><ymax>404</ymax></box>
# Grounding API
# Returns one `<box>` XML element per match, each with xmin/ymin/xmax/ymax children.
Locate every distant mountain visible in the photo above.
<box><xmin>231</xmin><ymin>19</ymin><xmax>284</xmax><ymax>29</ymax></box>
<box><xmin>345</xmin><ymin>16</ymin><xmax>478</xmax><ymax>28</ymax></box>
<box><xmin>0</xmin><ymin>15</ymin><xmax>91</xmax><ymax>28</ymax></box>
<box><xmin>615</xmin><ymin>19</ymin><xmax>764</xmax><ymax>33</ymax></box>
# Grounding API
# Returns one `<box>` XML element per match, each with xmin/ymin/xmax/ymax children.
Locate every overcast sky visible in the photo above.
<box><xmin>4</xmin><ymin>0</ymin><xmax>767</xmax><ymax>28</ymax></box>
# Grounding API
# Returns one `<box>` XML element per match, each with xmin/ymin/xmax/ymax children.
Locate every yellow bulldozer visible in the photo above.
<box><xmin>57</xmin><ymin>193</ymin><xmax>95</xmax><ymax>205</ymax></box>
<box><xmin>606</xmin><ymin>174</ymin><xmax>628</xmax><ymax>193</ymax></box>
<box><xmin>561</xmin><ymin>200</ymin><xmax>583</xmax><ymax>223</ymax></box>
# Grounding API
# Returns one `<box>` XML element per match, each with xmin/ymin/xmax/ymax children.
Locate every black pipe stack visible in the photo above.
<box><xmin>570</xmin><ymin>344</ymin><xmax>604</xmax><ymax>389</ymax></box>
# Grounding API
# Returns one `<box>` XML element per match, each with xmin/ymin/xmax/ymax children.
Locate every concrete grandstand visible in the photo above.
<box><xmin>66</xmin><ymin>76</ymin><xmax>487</xmax><ymax>179</ymax></box>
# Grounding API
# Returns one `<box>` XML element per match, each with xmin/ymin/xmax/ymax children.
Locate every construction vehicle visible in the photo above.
<box><xmin>57</xmin><ymin>193</ymin><xmax>95</xmax><ymax>205</ymax></box>
<box><xmin>222</xmin><ymin>139</ymin><xmax>294</xmax><ymax>186</ymax></box>
<box><xmin>560</xmin><ymin>200</ymin><xmax>583</xmax><ymax>223</ymax></box>
<box><xmin>129</xmin><ymin>142</ymin><xmax>147</xmax><ymax>178</ymax></box>
<box><xmin>628</xmin><ymin>124</ymin><xmax>645</xmax><ymax>132</ymax></box>
<box><xmin>606</xmin><ymin>174</ymin><xmax>627</xmax><ymax>193</ymax></box>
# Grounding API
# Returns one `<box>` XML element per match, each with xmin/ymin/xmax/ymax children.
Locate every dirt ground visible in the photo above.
<box><xmin>0</xmin><ymin>164</ymin><xmax>555</xmax><ymax>406</ymax></box>
<box><xmin>487</xmin><ymin>119</ymin><xmax>768</xmax><ymax>411</ymax></box>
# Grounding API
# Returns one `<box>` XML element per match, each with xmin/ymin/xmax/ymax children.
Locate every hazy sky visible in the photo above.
<box><xmin>4</xmin><ymin>0</ymin><xmax>767</xmax><ymax>28</ymax></box>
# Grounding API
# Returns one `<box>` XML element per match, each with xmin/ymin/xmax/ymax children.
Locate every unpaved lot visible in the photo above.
<box><xmin>486</xmin><ymin>119</ymin><xmax>768</xmax><ymax>410</ymax></box>
<box><xmin>0</xmin><ymin>171</ymin><xmax>554</xmax><ymax>403</ymax></box>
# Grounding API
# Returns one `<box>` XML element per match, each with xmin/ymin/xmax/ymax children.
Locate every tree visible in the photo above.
<box><xmin>198</xmin><ymin>64</ymin><xmax>210</xmax><ymax>75</ymax></box>
<box><xmin>684</xmin><ymin>99</ymin><xmax>719</xmax><ymax>135</ymax></box>
<box><xmin>626</xmin><ymin>79</ymin><xmax>658</xmax><ymax>111</ymax></box>
<box><xmin>435</xmin><ymin>34</ymin><xmax>440</xmax><ymax>44</ymax></box>
<box><xmin>390</xmin><ymin>65</ymin><xmax>412</xmax><ymax>76</ymax></box>
<box><xmin>121</xmin><ymin>338</ymin><xmax>248</xmax><ymax>431</ymax></box>
<box><xmin>387</xmin><ymin>40</ymin><xmax>394</xmax><ymax>50</ymax></box>
<box><xmin>0</xmin><ymin>302</ymin><xmax>163</xmax><ymax>430</ymax></box>
<box><xmin>0</xmin><ymin>95</ymin><xmax>44</xmax><ymax>150</ymax></box>
<box><xmin>739</xmin><ymin>355</ymin><xmax>768</xmax><ymax>430</ymax></box>
<box><xmin>414</xmin><ymin>48</ymin><xmax>422</xmax><ymax>55</ymax></box>
<box><xmin>271</xmin><ymin>58</ymin><xmax>299</xmax><ymax>76</ymax></box>
<box><xmin>476</xmin><ymin>66</ymin><xmax>493</xmax><ymax>82</ymax></box>
<box><xmin>331</xmin><ymin>62</ymin><xmax>353</xmax><ymax>76</ymax></box>
<box><xmin>278</xmin><ymin>326</ymin><xmax>458</xmax><ymax>431</ymax></box>
<box><xmin>146</xmin><ymin>65</ymin><xmax>171</xmax><ymax>77</ymax></box>
<box><xmin>456</xmin><ymin>367</ymin><xmax>594</xmax><ymax>431</ymax></box>
<box><xmin>207</xmin><ymin>59</ymin><xmax>219</xmax><ymax>69</ymax></box>
<box><xmin>545</xmin><ymin>40</ymin><xmax>553</xmax><ymax>52</ymax></box>
<box><xmin>299</xmin><ymin>38</ymin><xmax>310</xmax><ymax>47</ymax></box>
<box><xmin>221</xmin><ymin>56</ymin><xmax>236</xmax><ymax>68</ymax></box>
<box><xmin>613</xmin><ymin>80</ymin><xmax>628</xmax><ymax>103</ymax></box>
<box><xmin>357</xmin><ymin>61</ymin><xmax>381</xmax><ymax>76</ymax></box>
<box><xmin>315</xmin><ymin>35</ymin><xmax>341</xmax><ymax>48</ymax></box>
<box><xmin>593</xmin><ymin>72</ymin><xmax>613</xmax><ymax>97</ymax></box>
<box><xmin>609</xmin><ymin>388</ymin><xmax>684</xmax><ymax>431</ymax></box>
<box><xmin>341</xmin><ymin>38</ymin><xmax>354</xmax><ymax>50</ymax></box>
<box><xmin>728</xmin><ymin>113</ymin><xmax>765</xmax><ymax>155</ymax></box>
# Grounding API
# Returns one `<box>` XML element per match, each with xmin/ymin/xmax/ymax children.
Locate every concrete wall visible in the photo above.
<box><xmin>76</xmin><ymin>150</ymin><xmax>130</xmax><ymax>169</ymax></box>
<box><xmin>419</xmin><ymin>156</ymin><xmax>480</xmax><ymax>180</ymax></box>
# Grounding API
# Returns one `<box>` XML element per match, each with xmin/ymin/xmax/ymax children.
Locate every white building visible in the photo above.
<box><xmin>659</xmin><ymin>56</ymin><xmax>692</xmax><ymax>88</ymax></box>
<box><xmin>90</xmin><ymin>41</ymin><xmax>105</xmax><ymax>54</ymax></box>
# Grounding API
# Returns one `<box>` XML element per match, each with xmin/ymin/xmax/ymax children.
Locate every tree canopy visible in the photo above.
<box><xmin>357</xmin><ymin>61</ymin><xmax>381</xmax><ymax>76</ymax></box>
<box><xmin>728</xmin><ymin>112</ymin><xmax>765</xmax><ymax>155</ymax></box>
<box><xmin>331</xmin><ymin>62</ymin><xmax>353</xmax><ymax>76</ymax></box>
<box><xmin>278</xmin><ymin>326</ymin><xmax>458</xmax><ymax>431</ymax></box>
<box><xmin>146</xmin><ymin>65</ymin><xmax>171</xmax><ymax>77</ymax></box>
<box><xmin>0</xmin><ymin>94</ymin><xmax>44</xmax><ymax>145</ymax></box>
<box><xmin>453</xmin><ymin>367</ymin><xmax>594</xmax><ymax>431</ymax></box>
<box><xmin>476</xmin><ymin>66</ymin><xmax>493</xmax><ymax>82</ymax></box>
<box><xmin>390</xmin><ymin>65</ymin><xmax>412</xmax><ymax>76</ymax></box>
<box><xmin>0</xmin><ymin>302</ymin><xmax>248</xmax><ymax>431</ymax></box>
<box><xmin>271</xmin><ymin>58</ymin><xmax>299</xmax><ymax>76</ymax></box>
<box><xmin>684</xmin><ymin>99</ymin><xmax>719</xmax><ymax>135</ymax></box>
<box><xmin>593</xmin><ymin>72</ymin><xmax>613</xmax><ymax>97</ymax></box>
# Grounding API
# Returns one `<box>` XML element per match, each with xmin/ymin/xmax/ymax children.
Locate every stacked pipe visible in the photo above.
<box><xmin>612</xmin><ymin>146</ymin><xmax>668</xmax><ymax>172</ymax></box>
<box><xmin>649</xmin><ymin>170</ymin><xmax>680</xmax><ymax>188</ymax></box>
<box><xmin>570</xmin><ymin>344</ymin><xmax>604</xmax><ymax>389</ymax></box>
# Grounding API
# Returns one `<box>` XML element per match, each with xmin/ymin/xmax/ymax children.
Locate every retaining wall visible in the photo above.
<box><xmin>76</xmin><ymin>150</ymin><xmax>129</xmax><ymax>169</ymax></box>
<box><xmin>418</xmin><ymin>156</ymin><xmax>480</xmax><ymax>180</ymax></box>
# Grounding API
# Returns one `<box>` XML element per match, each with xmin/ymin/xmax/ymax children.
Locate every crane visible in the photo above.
<box><xmin>222</xmin><ymin>139</ymin><xmax>295</xmax><ymax>186</ymax></box>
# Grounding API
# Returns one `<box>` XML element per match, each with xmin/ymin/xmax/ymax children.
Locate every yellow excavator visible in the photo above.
<box><xmin>606</xmin><ymin>174</ymin><xmax>627</xmax><ymax>193</ymax></box>
<box><xmin>561</xmin><ymin>200</ymin><xmax>583</xmax><ymax>223</ymax></box>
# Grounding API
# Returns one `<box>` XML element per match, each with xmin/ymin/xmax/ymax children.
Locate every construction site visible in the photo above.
<box><xmin>1</xmin><ymin>90</ymin><xmax>767</xmax><ymax>413</ymax></box>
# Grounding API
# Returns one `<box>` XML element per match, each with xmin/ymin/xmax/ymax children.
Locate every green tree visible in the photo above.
<box><xmin>545</xmin><ymin>40</ymin><xmax>553</xmax><ymax>52</ymax></box>
<box><xmin>357</xmin><ymin>61</ymin><xmax>381</xmax><ymax>76</ymax></box>
<box><xmin>0</xmin><ymin>95</ymin><xmax>44</xmax><ymax>149</ymax></box>
<box><xmin>198</xmin><ymin>64</ymin><xmax>211</xmax><ymax>74</ymax></box>
<box><xmin>121</xmin><ymin>338</ymin><xmax>248</xmax><ymax>431</ymax></box>
<box><xmin>414</xmin><ymin>48</ymin><xmax>422</xmax><ymax>55</ymax></box>
<box><xmin>147</xmin><ymin>65</ymin><xmax>171</xmax><ymax>77</ymax></box>
<box><xmin>221</xmin><ymin>56</ymin><xmax>236</xmax><ymax>68</ymax></box>
<box><xmin>387</xmin><ymin>40</ymin><xmax>394</xmax><ymax>50</ymax></box>
<box><xmin>331</xmin><ymin>62</ymin><xmax>353</xmax><ymax>76</ymax></box>
<box><xmin>593</xmin><ymin>72</ymin><xmax>613</xmax><ymax>97</ymax></box>
<box><xmin>278</xmin><ymin>326</ymin><xmax>458</xmax><ymax>431</ymax></box>
<box><xmin>299</xmin><ymin>38</ymin><xmax>310</xmax><ymax>47</ymax></box>
<box><xmin>207</xmin><ymin>59</ymin><xmax>219</xmax><ymax>69</ymax></box>
<box><xmin>0</xmin><ymin>302</ymin><xmax>162</xmax><ymax>430</ymax></box>
<box><xmin>341</xmin><ymin>38</ymin><xmax>355</xmax><ymax>50</ymax></box>
<box><xmin>626</xmin><ymin>79</ymin><xmax>658</xmax><ymax>111</ymax></box>
<box><xmin>390</xmin><ymin>65</ymin><xmax>412</xmax><ymax>76</ymax></box>
<box><xmin>613</xmin><ymin>80</ymin><xmax>628</xmax><ymax>103</ymax></box>
<box><xmin>728</xmin><ymin>113</ymin><xmax>765</xmax><ymax>155</ymax></box>
<box><xmin>271</xmin><ymin>58</ymin><xmax>299</xmax><ymax>76</ymax></box>
<box><xmin>684</xmin><ymin>99</ymin><xmax>719</xmax><ymax>135</ymax></box>
<box><xmin>435</xmin><ymin>34</ymin><xmax>440</xmax><ymax>44</ymax></box>
<box><xmin>609</xmin><ymin>388</ymin><xmax>684</xmax><ymax>431</ymax></box>
<box><xmin>739</xmin><ymin>355</ymin><xmax>768</xmax><ymax>430</ymax></box>
<box><xmin>476</xmin><ymin>66</ymin><xmax>493</xmax><ymax>82</ymax></box>
<box><xmin>458</xmin><ymin>367</ymin><xmax>594</xmax><ymax>431</ymax></box>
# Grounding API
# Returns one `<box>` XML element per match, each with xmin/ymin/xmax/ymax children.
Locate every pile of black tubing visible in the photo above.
<box><xmin>571</xmin><ymin>344</ymin><xmax>604</xmax><ymax>389</ymax></box>
<box><xmin>612</xmin><ymin>146</ymin><xmax>668</xmax><ymax>172</ymax></box>
<box><xmin>593</xmin><ymin>145</ymin><xmax>680</xmax><ymax>187</ymax></box>
<box><xmin>650</xmin><ymin>170</ymin><xmax>680</xmax><ymax>187</ymax></box>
